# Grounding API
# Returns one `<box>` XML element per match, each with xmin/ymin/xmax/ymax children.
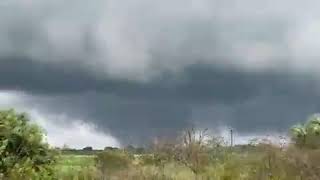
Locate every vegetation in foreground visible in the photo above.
<box><xmin>2</xmin><ymin>109</ymin><xmax>320</xmax><ymax>179</ymax></box>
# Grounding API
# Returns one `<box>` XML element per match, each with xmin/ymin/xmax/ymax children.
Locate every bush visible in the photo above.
<box><xmin>151</xmin><ymin>128</ymin><xmax>211</xmax><ymax>174</ymax></box>
<box><xmin>0</xmin><ymin>109</ymin><xmax>56</xmax><ymax>178</ymax></box>
<box><xmin>290</xmin><ymin>114</ymin><xmax>320</xmax><ymax>148</ymax></box>
<box><xmin>96</xmin><ymin>150</ymin><xmax>132</xmax><ymax>176</ymax></box>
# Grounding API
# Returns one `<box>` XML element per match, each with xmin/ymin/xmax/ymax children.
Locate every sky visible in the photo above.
<box><xmin>1</xmin><ymin>0</ymin><xmax>320</xmax><ymax>148</ymax></box>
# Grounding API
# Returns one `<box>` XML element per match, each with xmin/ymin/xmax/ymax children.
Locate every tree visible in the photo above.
<box><xmin>290</xmin><ymin>114</ymin><xmax>320</xmax><ymax>148</ymax></box>
<box><xmin>151</xmin><ymin>128</ymin><xmax>210</xmax><ymax>174</ymax></box>
<box><xmin>62</xmin><ymin>144</ymin><xmax>71</xmax><ymax>150</ymax></box>
<box><xmin>104</xmin><ymin>146</ymin><xmax>119</xmax><ymax>151</ymax></box>
<box><xmin>83</xmin><ymin>146</ymin><xmax>93</xmax><ymax>151</ymax></box>
<box><xmin>0</xmin><ymin>109</ymin><xmax>56</xmax><ymax>178</ymax></box>
<box><xmin>290</xmin><ymin>124</ymin><xmax>307</xmax><ymax>146</ymax></box>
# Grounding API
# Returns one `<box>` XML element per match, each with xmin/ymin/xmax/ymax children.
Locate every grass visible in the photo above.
<box><xmin>5</xmin><ymin>133</ymin><xmax>320</xmax><ymax>180</ymax></box>
<box><xmin>56</xmin><ymin>155</ymin><xmax>95</xmax><ymax>169</ymax></box>
<box><xmin>54</xmin><ymin>154</ymin><xmax>99</xmax><ymax>179</ymax></box>
<box><xmin>3</xmin><ymin>110</ymin><xmax>320</xmax><ymax>179</ymax></box>
<box><xmin>49</xmin><ymin>139</ymin><xmax>320</xmax><ymax>180</ymax></box>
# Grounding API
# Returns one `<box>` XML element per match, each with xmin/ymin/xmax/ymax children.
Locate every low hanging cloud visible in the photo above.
<box><xmin>30</xmin><ymin>110</ymin><xmax>120</xmax><ymax>149</ymax></box>
<box><xmin>0</xmin><ymin>91</ymin><xmax>120</xmax><ymax>149</ymax></box>
<box><xmin>1</xmin><ymin>0</ymin><xmax>320</xmax><ymax>146</ymax></box>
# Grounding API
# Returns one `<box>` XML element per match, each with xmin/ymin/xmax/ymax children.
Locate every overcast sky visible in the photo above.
<box><xmin>1</xmin><ymin>0</ymin><xmax>320</xmax><ymax>148</ymax></box>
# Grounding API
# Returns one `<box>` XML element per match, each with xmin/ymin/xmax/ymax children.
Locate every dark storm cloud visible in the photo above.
<box><xmin>1</xmin><ymin>0</ymin><xmax>320</xmax><ymax>144</ymax></box>
<box><xmin>1</xmin><ymin>0</ymin><xmax>320</xmax><ymax>79</ymax></box>
<box><xmin>1</xmin><ymin>57</ymin><xmax>312</xmax><ymax>104</ymax></box>
<box><xmin>3</xmin><ymin>58</ymin><xmax>318</xmax><ymax>144</ymax></box>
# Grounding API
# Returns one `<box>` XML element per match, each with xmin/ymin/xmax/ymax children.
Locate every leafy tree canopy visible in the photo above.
<box><xmin>0</xmin><ymin>109</ymin><xmax>56</xmax><ymax>178</ymax></box>
<box><xmin>290</xmin><ymin>114</ymin><xmax>320</xmax><ymax>148</ymax></box>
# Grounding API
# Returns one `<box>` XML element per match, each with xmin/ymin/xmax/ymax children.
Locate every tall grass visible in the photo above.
<box><xmin>51</xmin><ymin>130</ymin><xmax>320</xmax><ymax>180</ymax></box>
<box><xmin>4</xmin><ymin>129</ymin><xmax>320</xmax><ymax>179</ymax></box>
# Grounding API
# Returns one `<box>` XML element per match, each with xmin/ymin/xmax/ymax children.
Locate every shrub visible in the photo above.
<box><xmin>0</xmin><ymin>109</ymin><xmax>56</xmax><ymax>178</ymax></box>
<box><xmin>96</xmin><ymin>150</ymin><xmax>132</xmax><ymax>176</ymax></box>
<box><xmin>290</xmin><ymin>114</ymin><xmax>320</xmax><ymax>148</ymax></box>
<box><xmin>151</xmin><ymin>128</ymin><xmax>211</xmax><ymax>174</ymax></box>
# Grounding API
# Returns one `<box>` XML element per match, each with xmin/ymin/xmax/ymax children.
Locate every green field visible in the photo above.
<box><xmin>48</xmin><ymin>145</ymin><xmax>320</xmax><ymax>180</ymax></box>
<box><xmin>54</xmin><ymin>154</ymin><xmax>99</xmax><ymax>179</ymax></box>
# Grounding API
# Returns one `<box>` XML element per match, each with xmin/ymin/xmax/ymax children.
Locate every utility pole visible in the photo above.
<box><xmin>230</xmin><ymin>128</ymin><xmax>234</xmax><ymax>147</ymax></box>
